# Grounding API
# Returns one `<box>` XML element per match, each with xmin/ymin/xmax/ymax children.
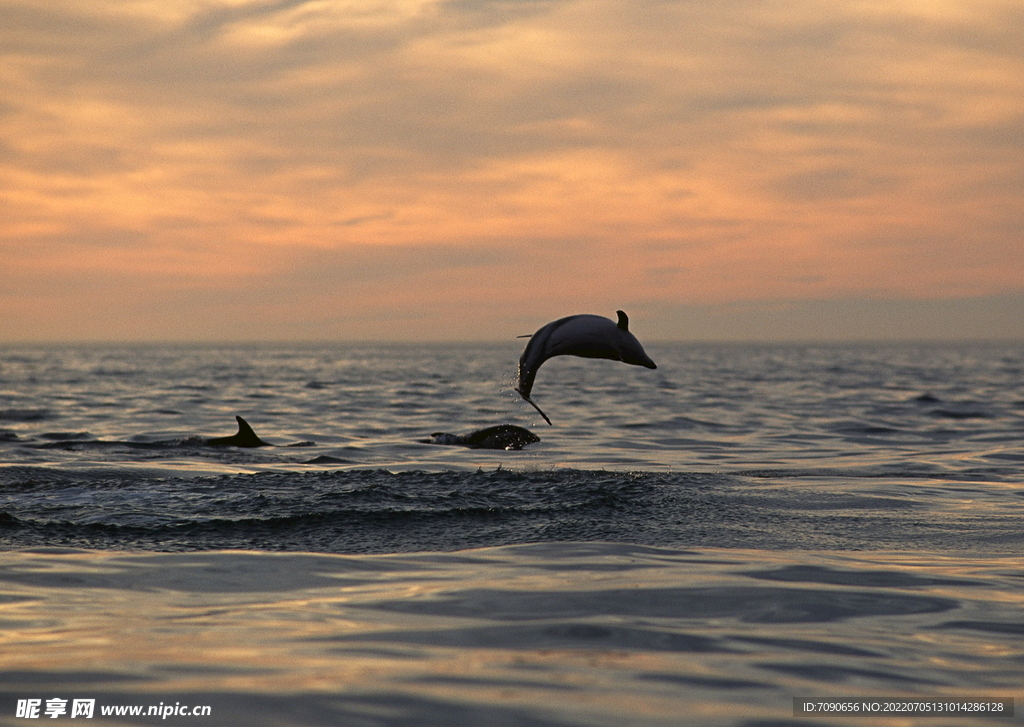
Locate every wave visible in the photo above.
<box><xmin>2</xmin><ymin>466</ymin><xmax>1021</xmax><ymax>555</ymax></box>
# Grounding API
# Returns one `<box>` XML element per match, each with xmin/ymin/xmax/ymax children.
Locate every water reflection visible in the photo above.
<box><xmin>0</xmin><ymin>544</ymin><xmax>1020</xmax><ymax>726</ymax></box>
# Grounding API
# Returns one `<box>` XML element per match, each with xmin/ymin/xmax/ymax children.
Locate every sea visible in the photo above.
<box><xmin>0</xmin><ymin>341</ymin><xmax>1021</xmax><ymax>726</ymax></box>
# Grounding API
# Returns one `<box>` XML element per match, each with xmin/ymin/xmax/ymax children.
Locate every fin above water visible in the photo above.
<box><xmin>205</xmin><ymin>416</ymin><xmax>272</xmax><ymax>447</ymax></box>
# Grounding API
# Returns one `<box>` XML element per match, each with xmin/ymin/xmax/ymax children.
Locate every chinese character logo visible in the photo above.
<box><xmin>71</xmin><ymin>700</ymin><xmax>95</xmax><ymax>719</ymax></box>
<box><xmin>16</xmin><ymin>699</ymin><xmax>41</xmax><ymax>719</ymax></box>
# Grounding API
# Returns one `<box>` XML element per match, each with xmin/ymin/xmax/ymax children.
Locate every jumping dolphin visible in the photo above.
<box><xmin>427</xmin><ymin>424</ymin><xmax>540</xmax><ymax>450</ymax></box>
<box><xmin>516</xmin><ymin>310</ymin><xmax>656</xmax><ymax>424</ymax></box>
<box><xmin>205</xmin><ymin>416</ymin><xmax>272</xmax><ymax>447</ymax></box>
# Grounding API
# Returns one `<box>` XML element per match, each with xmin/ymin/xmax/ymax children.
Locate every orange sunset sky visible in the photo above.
<box><xmin>2</xmin><ymin>0</ymin><xmax>1022</xmax><ymax>342</ymax></box>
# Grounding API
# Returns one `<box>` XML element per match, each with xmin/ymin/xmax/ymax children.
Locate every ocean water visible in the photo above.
<box><xmin>0</xmin><ymin>342</ymin><xmax>1022</xmax><ymax>726</ymax></box>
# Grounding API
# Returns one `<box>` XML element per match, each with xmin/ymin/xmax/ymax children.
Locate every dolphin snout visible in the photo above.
<box><xmin>621</xmin><ymin>350</ymin><xmax>657</xmax><ymax>369</ymax></box>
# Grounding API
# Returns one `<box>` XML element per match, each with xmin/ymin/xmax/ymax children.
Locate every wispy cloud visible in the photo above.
<box><xmin>1</xmin><ymin>0</ymin><xmax>1022</xmax><ymax>339</ymax></box>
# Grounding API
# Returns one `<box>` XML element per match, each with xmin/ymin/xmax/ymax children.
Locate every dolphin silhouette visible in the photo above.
<box><xmin>427</xmin><ymin>424</ymin><xmax>540</xmax><ymax>450</ymax></box>
<box><xmin>516</xmin><ymin>310</ymin><xmax>656</xmax><ymax>424</ymax></box>
<box><xmin>205</xmin><ymin>416</ymin><xmax>272</xmax><ymax>447</ymax></box>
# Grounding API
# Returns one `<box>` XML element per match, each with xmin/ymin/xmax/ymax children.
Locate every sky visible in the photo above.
<box><xmin>1</xmin><ymin>0</ymin><xmax>1022</xmax><ymax>342</ymax></box>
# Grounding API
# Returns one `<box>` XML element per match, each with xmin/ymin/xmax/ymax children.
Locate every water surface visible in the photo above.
<box><xmin>0</xmin><ymin>342</ymin><xmax>1021</xmax><ymax>725</ymax></box>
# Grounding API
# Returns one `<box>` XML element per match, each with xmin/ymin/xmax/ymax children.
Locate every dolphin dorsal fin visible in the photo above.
<box><xmin>206</xmin><ymin>415</ymin><xmax>270</xmax><ymax>447</ymax></box>
<box><xmin>234</xmin><ymin>416</ymin><xmax>265</xmax><ymax>446</ymax></box>
<box><xmin>616</xmin><ymin>310</ymin><xmax>629</xmax><ymax>331</ymax></box>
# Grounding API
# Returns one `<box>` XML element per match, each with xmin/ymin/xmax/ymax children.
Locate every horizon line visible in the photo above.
<box><xmin>2</xmin><ymin>337</ymin><xmax>1022</xmax><ymax>347</ymax></box>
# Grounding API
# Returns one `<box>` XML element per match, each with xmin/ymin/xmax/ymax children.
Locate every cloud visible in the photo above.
<box><xmin>1</xmin><ymin>0</ymin><xmax>1022</xmax><ymax>340</ymax></box>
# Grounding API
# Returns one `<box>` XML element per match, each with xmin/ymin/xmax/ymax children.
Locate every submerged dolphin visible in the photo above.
<box><xmin>427</xmin><ymin>424</ymin><xmax>540</xmax><ymax>450</ymax></box>
<box><xmin>205</xmin><ymin>416</ymin><xmax>272</xmax><ymax>447</ymax></box>
<box><xmin>516</xmin><ymin>310</ymin><xmax>656</xmax><ymax>424</ymax></box>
